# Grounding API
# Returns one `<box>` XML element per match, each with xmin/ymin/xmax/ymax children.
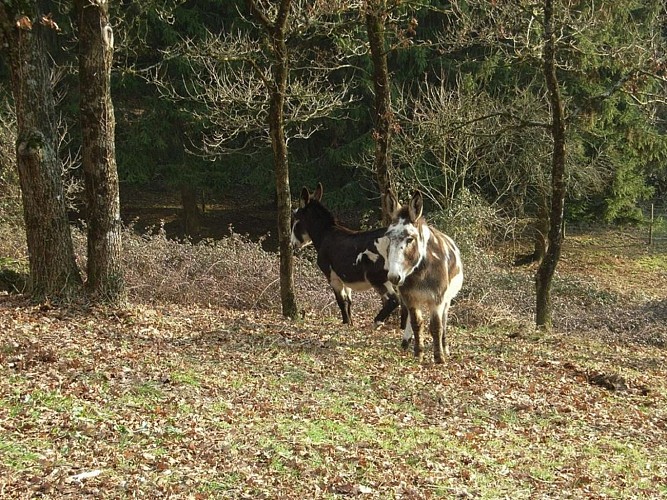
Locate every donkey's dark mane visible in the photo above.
<box><xmin>309</xmin><ymin>199</ymin><xmax>337</xmax><ymax>227</ymax></box>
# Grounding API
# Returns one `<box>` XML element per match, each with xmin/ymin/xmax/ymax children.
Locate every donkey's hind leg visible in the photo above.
<box><xmin>430</xmin><ymin>301</ymin><xmax>449</xmax><ymax>364</ymax></box>
<box><xmin>329</xmin><ymin>272</ymin><xmax>353</xmax><ymax>325</ymax></box>
<box><xmin>333</xmin><ymin>288</ymin><xmax>352</xmax><ymax>325</ymax></box>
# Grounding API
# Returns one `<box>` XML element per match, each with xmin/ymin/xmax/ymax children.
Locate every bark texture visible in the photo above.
<box><xmin>75</xmin><ymin>0</ymin><xmax>125</xmax><ymax>303</ymax></box>
<box><xmin>535</xmin><ymin>0</ymin><xmax>567</xmax><ymax>329</ymax></box>
<box><xmin>365</xmin><ymin>1</ymin><xmax>394</xmax><ymax>225</ymax></box>
<box><xmin>0</xmin><ymin>4</ymin><xmax>82</xmax><ymax>302</ymax></box>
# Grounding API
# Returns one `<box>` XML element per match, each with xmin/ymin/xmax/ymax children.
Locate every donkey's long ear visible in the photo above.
<box><xmin>384</xmin><ymin>190</ymin><xmax>400</xmax><ymax>217</ymax></box>
<box><xmin>300</xmin><ymin>186</ymin><xmax>310</xmax><ymax>208</ymax></box>
<box><xmin>408</xmin><ymin>191</ymin><xmax>423</xmax><ymax>222</ymax></box>
<box><xmin>313</xmin><ymin>182</ymin><xmax>323</xmax><ymax>202</ymax></box>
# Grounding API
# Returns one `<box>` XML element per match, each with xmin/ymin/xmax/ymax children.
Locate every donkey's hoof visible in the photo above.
<box><xmin>434</xmin><ymin>356</ymin><xmax>445</xmax><ymax>365</ymax></box>
<box><xmin>373</xmin><ymin>321</ymin><xmax>384</xmax><ymax>330</ymax></box>
<box><xmin>401</xmin><ymin>339</ymin><xmax>411</xmax><ymax>350</ymax></box>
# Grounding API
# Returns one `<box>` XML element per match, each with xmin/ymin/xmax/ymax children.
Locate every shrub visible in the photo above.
<box><xmin>117</xmin><ymin>224</ymin><xmax>381</xmax><ymax>318</ymax></box>
<box><xmin>0</xmin><ymin>99</ymin><xmax>22</xmax><ymax>229</ymax></box>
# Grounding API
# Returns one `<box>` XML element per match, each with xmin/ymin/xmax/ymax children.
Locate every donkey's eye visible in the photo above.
<box><xmin>406</xmin><ymin>237</ymin><xmax>415</xmax><ymax>245</ymax></box>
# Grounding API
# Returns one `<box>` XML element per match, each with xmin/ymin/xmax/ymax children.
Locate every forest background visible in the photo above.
<box><xmin>2</xmin><ymin>0</ymin><xmax>666</xmax><ymax>235</ymax></box>
<box><xmin>3</xmin><ymin>0</ymin><xmax>667</xmax><ymax>325</ymax></box>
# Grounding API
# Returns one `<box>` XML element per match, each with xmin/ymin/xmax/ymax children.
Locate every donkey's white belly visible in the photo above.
<box><xmin>330</xmin><ymin>270</ymin><xmax>373</xmax><ymax>293</ymax></box>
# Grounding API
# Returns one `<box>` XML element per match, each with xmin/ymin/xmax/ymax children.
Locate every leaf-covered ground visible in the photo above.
<box><xmin>0</xmin><ymin>229</ymin><xmax>666</xmax><ymax>498</ymax></box>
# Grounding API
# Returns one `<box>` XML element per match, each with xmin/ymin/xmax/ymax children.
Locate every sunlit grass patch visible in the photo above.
<box><xmin>167</xmin><ymin>369</ymin><xmax>201</xmax><ymax>387</ymax></box>
<box><xmin>197</xmin><ymin>474</ymin><xmax>243</xmax><ymax>494</ymax></box>
<box><xmin>636</xmin><ymin>253</ymin><xmax>667</xmax><ymax>271</ymax></box>
<box><xmin>126</xmin><ymin>381</ymin><xmax>165</xmax><ymax>401</ymax></box>
<box><xmin>0</xmin><ymin>438</ymin><xmax>42</xmax><ymax>470</ymax></box>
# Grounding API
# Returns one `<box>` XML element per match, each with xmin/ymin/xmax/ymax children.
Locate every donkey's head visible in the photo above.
<box><xmin>291</xmin><ymin>183</ymin><xmax>324</xmax><ymax>248</ymax></box>
<box><xmin>383</xmin><ymin>190</ymin><xmax>430</xmax><ymax>286</ymax></box>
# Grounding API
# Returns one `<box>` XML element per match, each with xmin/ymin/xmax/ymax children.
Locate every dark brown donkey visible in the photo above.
<box><xmin>291</xmin><ymin>183</ymin><xmax>401</xmax><ymax>327</ymax></box>
<box><xmin>383</xmin><ymin>190</ymin><xmax>463</xmax><ymax>363</ymax></box>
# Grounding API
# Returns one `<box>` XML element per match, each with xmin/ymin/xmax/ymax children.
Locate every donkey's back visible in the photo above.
<box><xmin>317</xmin><ymin>226</ymin><xmax>390</xmax><ymax>289</ymax></box>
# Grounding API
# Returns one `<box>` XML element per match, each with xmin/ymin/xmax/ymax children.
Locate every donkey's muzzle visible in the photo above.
<box><xmin>387</xmin><ymin>273</ymin><xmax>403</xmax><ymax>286</ymax></box>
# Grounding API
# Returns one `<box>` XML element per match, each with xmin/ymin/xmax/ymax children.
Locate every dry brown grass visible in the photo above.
<box><xmin>0</xmin><ymin>216</ymin><xmax>663</xmax><ymax>345</ymax></box>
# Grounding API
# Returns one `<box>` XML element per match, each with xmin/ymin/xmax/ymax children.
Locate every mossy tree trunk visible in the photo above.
<box><xmin>365</xmin><ymin>0</ymin><xmax>394</xmax><ymax>225</ymax></box>
<box><xmin>75</xmin><ymin>0</ymin><xmax>125</xmax><ymax>304</ymax></box>
<box><xmin>533</xmin><ymin>196</ymin><xmax>549</xmax><ymax>263</ymax></box>
<box><xmin>247</xmin><ymin>0</ymin><xmax>298</xmax><ymax>319</ymax></box>
<box><xmin>0</xmin><ymin>4</ymin><xmax>82</xmax><ymax>302</ymax></box>
<box><xmin>535</xmin><ymin>0</ymin><xmax>567</xmax><ymax>330</ymax></box>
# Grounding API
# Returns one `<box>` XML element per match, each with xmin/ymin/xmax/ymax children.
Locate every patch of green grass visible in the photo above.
<box><xmin>169</xmin><ymin>369</ymin><xmax>201</xmax><ymax>387</ymax></box>
<box><xmin>18</xmin><ymin>388</ymin><xmax>76</xmax><ymax>415</ymax></box>
<box><xmin>553</xmin><ymin>277</ymin><xmax>618</xmax><ymax>305</ymax></box>
<box><xmin>636</xmin><ymin>254</ymin><xmax>667</xmax><ymax>271</ymax></box>
<box><xmin>198</xmin><ymin>474</ymin><xmax>243</xmax><ymax>494</ymax></box>
<box><xmin>281</xmin><ymin>367</ymin><xmax>309</xmax><ymax>384</ymax></box>
<box><xmin>0</xmin><ymin>439</ymin><xmax>42</xmax><ymax>470</ymax></box>
<box><xmin>125</xmin><ymin>381</ymin><xmax>165</xmax><ymax>402</ymax></box>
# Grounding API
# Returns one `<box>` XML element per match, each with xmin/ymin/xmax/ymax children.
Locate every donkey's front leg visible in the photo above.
<box><xmin>442</xmin><ymin>302</ymin><xmax>451</xmax><ymax>357</ymax></box>
<box><xmin>409</xmin><ymin>308</ymin><xmax>424</xmax><ymax>361</ymax></box>
<box><xmin>373</xmin><ymin>285</ymin><xmax>400</xmax><ymax>327</ymax></box>
<box><xmin>401</xmin><ymin>315</ymin><xmax>413</xmax><ymax>350</ymax></box>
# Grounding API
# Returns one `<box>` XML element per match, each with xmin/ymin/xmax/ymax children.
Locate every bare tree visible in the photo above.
<box><xmin>534</xmin><ymin>0</ymin><xmax>566</xmax><ymax>329</ymax></box>
<box><xmin>438</xmin><ymin>0</ymin><xmax>667</xmax><ymax>329</ymax></box>
<box><xmin>155</xmin><ymin>1</ymin><xmax>357</xmax><ymax>318</ymax></box>
<box><xmin>74</xmin><ymin>0</ymin><xmax>125</xmax><ymax>304</ymax></box>
<box><xmin>0</xmin><ymin>4</ymin><xmax>82</xmax><ymax>302</ymax></box>
<box><xmin>247</xmin><ymin>0</ymin><xmax>298</xmax><ymax>318</ymax></box>
<box><xmin>364</xmin><ymin>0</ymin><xmax>394</xmax><ymax>224</ymax></box>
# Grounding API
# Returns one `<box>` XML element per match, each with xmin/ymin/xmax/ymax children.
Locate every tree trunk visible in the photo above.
<box><xmin>533</xmin><ymin>196</ymin><xmax>549</xmax><ymax>263</ymax></box>
<box><xmin>365</xmin><ymin>1</ymin><xmax>394</xmax><ymax>225</ymax></box>
<box><xmin>75</xmin><ymin>0</ymin><xmax>125</xmax><ymax>304</ymax></box>
<box><xmin>535</xmin><ymin>0</ymin><xmax>567</xmax><ymax>330</ymax></box>
<box><xmin>0</xmin><ymin>5</ymin><xmax>82</xmax><ymax>302</ymax></box>
<box><xmin>180</xmin><ymin>183</ymin><xmax>201</xmax><ymax>237</ymax></box>
<box><xmin>248</xmin><ymin>0</ymin><xmax>298</xmax><ymax>319</ymax></box>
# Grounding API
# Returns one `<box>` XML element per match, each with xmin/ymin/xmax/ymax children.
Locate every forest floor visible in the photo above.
<box><xmin>0</xmin><ymin>198</ymin><xmax>666</xmax><ymax>498</ymax></box>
